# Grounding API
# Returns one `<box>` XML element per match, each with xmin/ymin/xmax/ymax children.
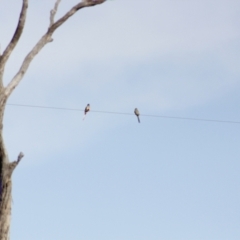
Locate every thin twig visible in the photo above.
<box><xmin>49</xmin><ymin>0</ymin><xmax>61</xmax><ymax>27</ymax></box>
<box><xmin>16</xmin><ymin>152</ymin><xmax>24</xmax><ymax>164</ymax></box>
<box><xmin>8</xmin><ymin>152</ymin><xmax>24</xmax><ymax>176</ymax></box>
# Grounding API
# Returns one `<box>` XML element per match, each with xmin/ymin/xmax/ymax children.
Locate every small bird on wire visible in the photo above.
<box><xmin>83</xmin><ymin>103</ymin><xmax>90</xmax><ymax>120</ymax></box>
<box><xmin>134</xmin><ymin>108</ymin><xmax>140</xmax><ymax>123</ymax></box>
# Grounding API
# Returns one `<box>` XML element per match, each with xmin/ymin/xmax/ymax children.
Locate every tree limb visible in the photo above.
<box><xmin>8</xmin><ymin>152</ymin><xmax>24</xmax><ymax>174</ymax></box>
<box><xmin>48</xmin><ymin>0</ymin><xmax>106</xmax><ymax>33</ymax></box>
<box><xmin>0</xmin><ymin>0</ymin><xmax>28</xmax><ymax>82</ymax></box>
<box><xmin>4</xmin><ymin>34</ymin><xmax>52</xmax><ymax>99</ymax></box>
<box><xmin>4</xmin><ymin>0</ymin><xmax>106</xmax><ymax>99</ymax></box>
<box><xmin>49</xmin><ymin>0</ymin><xmax>61</xmax><ymax>27</ymax></box>
<box><xmin>1</xmin><ymin>152</ymin><xmax>24</xmax><ymax>185</ymax></box>
<box><xmin>16</xmin><ymin>152</ymin><xmax>24</xmax><ymax>164</ymax></box>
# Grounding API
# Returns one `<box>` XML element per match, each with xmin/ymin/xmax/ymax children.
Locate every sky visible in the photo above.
<box><xmin>1</xmin><ymin>0</ymin><xmax>240</xmax><ymax>239</ymax></box>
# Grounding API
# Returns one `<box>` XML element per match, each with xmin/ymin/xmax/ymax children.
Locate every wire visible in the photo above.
<box><xmin>6</xmin><ymin>103</ymin><xmax>240</xmax><ymax>124</ymax></box>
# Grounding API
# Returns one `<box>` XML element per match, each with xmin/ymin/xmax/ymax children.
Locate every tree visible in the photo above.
<box><xmin>0</xmin><ymin>1</ymin><xmax>106</xmax><ymax>239</ymax></box>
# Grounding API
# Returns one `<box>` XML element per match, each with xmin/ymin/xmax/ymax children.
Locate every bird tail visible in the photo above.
<box><xmin>83</xmin><ymin>114</ymin><xmax>86</xmax><ymax>121</ymax></box>
<box><xmin>137</xmin><ymin>116</ymin><xmax>140</xmax><ymax>123</ymax></box>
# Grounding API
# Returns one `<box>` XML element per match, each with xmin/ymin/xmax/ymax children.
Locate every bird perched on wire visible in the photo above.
<box><xmin>134</xmin><ymin>108</ymin><xmax>140</xmax><ymax>123</ymax></box>
<box><xmin>83</xmin><ymin>103</ymin><xmax>90</xmax><ymax>120</ymax></box>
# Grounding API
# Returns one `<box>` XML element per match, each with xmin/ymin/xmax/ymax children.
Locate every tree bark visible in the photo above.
<box><xmin>0</xmin><ymin>104</ymin><xmax>11</xmax><ymax>240</ymax></box>
<box><xmin>0</xmin><ymin>146</ymin><xmax>23</xmax><ymax>240</ymax></box>
<box><xmin>0</xmin><ymin>96</ymin><xmax>23</xmax><ymax>239</ymax></box>
<box><xmin>0</xmin><ymin>0</ymin><xmax>28</xmax><ymax>85</ymax></box>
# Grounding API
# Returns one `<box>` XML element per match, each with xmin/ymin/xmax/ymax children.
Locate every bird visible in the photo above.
<box><xmin>134</xmin><ymin>108</ymin><xmax>140</xmax><ymax>123</ymax></box>
<box><xmin>83</xmin><ymin>103</ymin><xmax>90</xmax><ymax>120</ymax></box>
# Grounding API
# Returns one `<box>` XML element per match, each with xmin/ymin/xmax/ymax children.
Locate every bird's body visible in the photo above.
<box><xmin>83</xmin><ymin>103</ymin><xmax>90</xmax><ymax>120</ymax></box>
<box><xmin>134</xmin><ymin>108</ymin><xmax>140</xmax><ymax>123</ymax></box>
<box><xmin>84</xmin><ymin>104</ymin><xmax>90</xmax><ymax>114</ymax></box>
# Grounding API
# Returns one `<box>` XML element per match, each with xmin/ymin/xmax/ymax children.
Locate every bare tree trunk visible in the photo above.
<box><xmin>0</xmin><ymin>155</ymin><xmax>23</xmax><ymax>240</ymax></box>
<box><xmin>0</xmin><ymin>98</ymin><xmax>23</xmax><ymax>239</ymax></box>
<box><xmin>0</xmin><ymin>86</ymin><xmax>10</xmax><ymax>240</ymax></box>
<box><xmin>0</xmin><ymin>162</ymin><xmax>12</xmax><ymax>240</ymax></box>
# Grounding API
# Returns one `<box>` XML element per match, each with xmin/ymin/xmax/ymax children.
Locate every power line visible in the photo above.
<box><xmin>6</xmin><ymin>103</ymin><xmax>240</xmax><ymax>124</ymax></box>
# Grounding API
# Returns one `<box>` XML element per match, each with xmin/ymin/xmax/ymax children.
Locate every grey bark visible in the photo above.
<box><xmin>0</xmin><ymin>1</ymin><xmax>106</xmax><ymax>239</ymax></box>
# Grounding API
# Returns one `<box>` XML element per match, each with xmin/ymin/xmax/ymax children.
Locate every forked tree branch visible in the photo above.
<box><xmin>4</xmin><ymin>0</ymin><xmax>106</xmax><ymax>99</ymax></box>
<box><xmin>0</xmin><ymin>0</ymin><xmax>28</xmax><ymax>82</ymax></box>
<box><xmin>49</xmin><ymin>0</ymin><xmax>61</xmax><ymax>27</ymax></box>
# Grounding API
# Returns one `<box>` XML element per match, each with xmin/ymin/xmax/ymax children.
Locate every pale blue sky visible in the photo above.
<box><xmin>1</xmin><ymin>0</ymin><xmax>240</xmax><ymax>239</ymax></box>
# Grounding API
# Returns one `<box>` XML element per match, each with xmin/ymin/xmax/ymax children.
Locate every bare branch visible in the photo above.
<box><xmin>49</xmin><ymin>0</ymin><xmax>61</xmax><ymax>27</ymax></box>
<box><xmin>8</xmin><ymin>152</ymin><xmax>24</xmax><ymax>174</ymax></box>
<box><xmin>2</xmin><ymin>152</ymin><xmax>24</xmax><ymax>183</ymax></box>
<box><xmin>4</xmin><ymin>0</ymin><xmax>106</xmax><ymax>99</ymax></box>
<box><xmin>0</xmin><ymin>0</ymin><xmax>28</xmax><ymax>81</ymax></box>
<box><xmin>4</xmin><ymin>34</ymin><xmax>51</xmax><ymax>98</ymax></box>
<box><xmin>16</xmin><ymin>152</ymin><xmax>24</xmax><ymax>164</ymax></box>
<box><xmin>48</xmin><ymin>0</ymin><xmax>106</xmax><ymax>33</ymax></box>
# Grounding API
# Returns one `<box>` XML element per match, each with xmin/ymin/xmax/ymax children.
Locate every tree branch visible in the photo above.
<box><xmin>1</xmin><ymin>152</ymin><xmax>24</xmax><ymax>185</ymax></box>
<box><xmin>48</xmin><ymin>0</ymin><xmax>106</xmax><ymax>33</ymax></box>
<box><xmin>4</xmin><ymin>0</ymin><xmax>106</xmax><ymax>99</ymax></box>
<box><xmin>49</xmin><ymin>0</ymin><xmax>61</xmax><ymax>27</ymax></box>
<box><xmin>16</xmin><ymin>152</ymin><xmax>24</xmax><ymax>164</ymax></box>
<box><xmin>0</xmin><ymin>0</ymin><xmax>28</xmax><ymax>82</ymax></box>
<box><xmin>9</xmin><ymin>152</ymin><xmax>24</xmax><ymax>173</ymax></box>
<box><xmin>4</xmin><ymin>34</ymin><xmax>51</xmax><ymax>99</ymax></box>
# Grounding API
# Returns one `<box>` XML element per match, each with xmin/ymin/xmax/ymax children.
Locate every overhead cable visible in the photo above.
<box><xmin>6</xmin><ymin>103</ymin><xmax>240</xmax><ymax>124</ymax></box>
